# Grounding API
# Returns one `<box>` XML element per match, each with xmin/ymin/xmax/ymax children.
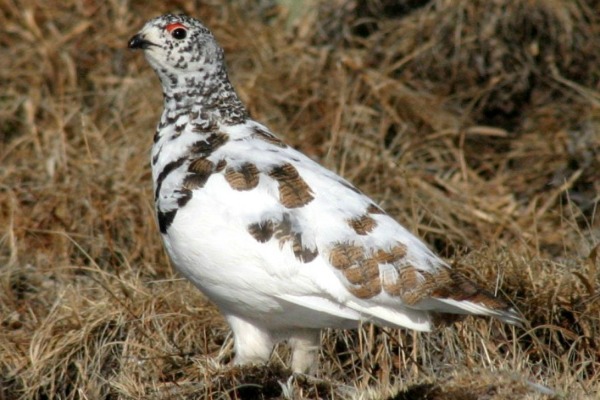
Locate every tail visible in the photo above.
<box><xmin>417</xmin><ymin>268</ymin><xmax>524</xmax><ymax>327</ymax></box>
<box><xmin>345</xmin><ymin>267</ymin><xmax>524</xmax><ymax>331</ymax></box>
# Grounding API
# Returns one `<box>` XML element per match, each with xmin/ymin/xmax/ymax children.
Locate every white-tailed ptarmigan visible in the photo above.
<box><xmin>128</xmin><ymin>14</ymin><xmax>521</xmax><ymax>374</ymax></box>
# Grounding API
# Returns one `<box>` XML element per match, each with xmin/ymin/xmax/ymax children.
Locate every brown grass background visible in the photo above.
<box><xmin>1</xmin><ymin>0</ymin><xmax>599</xmax><ymax>398</ymax></box>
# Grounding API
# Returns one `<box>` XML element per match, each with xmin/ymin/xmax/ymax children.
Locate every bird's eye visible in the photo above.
<box><xmin>166</xmin><ymin>23</ymin><xmax>187</xmax><ymax>40</ymax></box>
<box><xmin>171</xmin><ymin>28</ymin><xmax>187</xmax><ymax>39</ymax></box>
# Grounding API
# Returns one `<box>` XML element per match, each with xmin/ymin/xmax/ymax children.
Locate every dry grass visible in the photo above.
<box><xmin>1</xmin><ymin>0</ymin><xmax>599</xmax><ymax>398</ymax></box>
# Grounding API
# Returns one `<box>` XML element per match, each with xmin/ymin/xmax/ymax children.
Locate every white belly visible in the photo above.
<box><xmin>160</xmin><ymin>177</ymin><xmax>357</xmax><ymax>329</ymax></box>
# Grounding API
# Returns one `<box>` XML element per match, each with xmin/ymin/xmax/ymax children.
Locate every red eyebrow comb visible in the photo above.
<box><xmin>165</xmin><ymin>22</ymin><xmax>187</xmax><ymax>32</ymax></box>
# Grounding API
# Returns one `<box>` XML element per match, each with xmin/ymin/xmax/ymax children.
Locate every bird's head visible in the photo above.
<box><xmin>128</xmin><ymin>14</ymin><xmax>224</xmax><ymax>79</ymax></box>
<box><xmin>129</xmin><ymin>14</ymin><xmax>247</xmax><ymax>123</ymax></box>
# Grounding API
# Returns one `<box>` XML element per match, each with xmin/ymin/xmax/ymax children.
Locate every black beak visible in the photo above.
<box><xmin>128</xmin><ymin>34</ymin><xmax>153</xmax><ymax>50</ymax></box>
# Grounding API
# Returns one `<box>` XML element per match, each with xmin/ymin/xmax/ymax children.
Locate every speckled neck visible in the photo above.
<box><xmin>157</xmin><ymin>62</ymin><xmax>248</xmax><ymax>132</ymax></box>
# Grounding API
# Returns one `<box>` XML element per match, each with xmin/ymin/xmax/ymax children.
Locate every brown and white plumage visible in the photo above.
<box><xmin>128</xmin><ymin>14</ymin><xmax>520</xmax><ymax>374</ymax></box>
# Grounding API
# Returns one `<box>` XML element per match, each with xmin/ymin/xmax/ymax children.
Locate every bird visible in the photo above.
<box><xmin>128</xmin><ymin>14</ymin><xmax>521</xmax><ymax>374</ymax></box>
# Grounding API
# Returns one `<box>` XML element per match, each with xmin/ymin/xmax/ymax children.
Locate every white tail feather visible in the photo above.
<box><xmin>417</xmin><ymin>297</ymin><xmax>524</xmax><ymax>326</ymax></box>
<box><xmin>346</xmin><ymin>300</ymin><xmax>432</xmax><ymax>331</ymax></box>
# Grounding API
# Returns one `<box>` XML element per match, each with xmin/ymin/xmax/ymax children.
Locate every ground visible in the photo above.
<box><xmin>0</xmin><ymin>0</ymin><xmax>598</xmax><ymax>399</ymax></box>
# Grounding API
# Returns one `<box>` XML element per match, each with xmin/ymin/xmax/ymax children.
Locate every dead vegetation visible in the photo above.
<box><xmin>0</xmin><ymin>0</ymin><xmax>598</xmax><ymax>398</ymax></box>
